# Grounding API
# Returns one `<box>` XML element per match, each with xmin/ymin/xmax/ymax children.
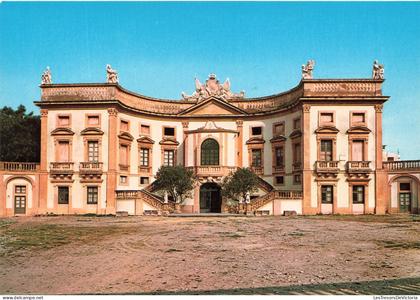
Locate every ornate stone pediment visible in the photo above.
<box><xmin>246</xmin><ymin>137</ymin><xmax>266</xmax><ymax>145</ymax></box>
<box><xmin>315</xmin><ymin>126</ymin><xmax>339</xmax><ymax>134</ymax></box>
<box><xmin>159</xmin><ymin>138</ymin><xmax>179</xmax><ymax>146</ymax></box>
<box><xmin>270</xmin><ymin>135</ymin><xmax>287</xmax><ymax>143</ymax></box>
<box><xmin>81</xmin><ymin>127</ymin><xmax>104</xmax><ymax>135</ymax></box>
<box><xmin>346</xmin><ymin>126</ymin><xmax>371</xmax><ymax>134</ymax></box>
<box><xmin>181</xmin><ymin>74</ymin><xmax>245</xmax><ymax>102</ymax></box>
<box><xmin>137</xmin><ymin>136</ymin><xmax>155</xmax><ymax>144</ymax></box>
<box><xmin>179</xmin><ymin>97</ymin><xmax>248</xmax><ymax>116</ymax></box>
<box><xmin>118</xmin><ymin>132</ymin><xmax>134</xmax><ymax>141</ymax></box>
<box><xmin>289</xmin><ymin>129</ymin><xmax>302</xmax><ymax>139</ymax></box>
<box><xmin>51</xmin><ymin>127</ymin><xmax>75</xmax><ymax>136</ymax></box>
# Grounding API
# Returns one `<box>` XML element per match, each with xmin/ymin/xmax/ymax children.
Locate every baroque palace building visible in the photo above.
<box><xmin>0</xmin><ymin>61</ymin><xmax>419</xmax><ymax>216</ymax></box>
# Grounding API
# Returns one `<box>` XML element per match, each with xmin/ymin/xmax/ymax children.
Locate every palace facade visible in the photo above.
<box><xmin>1</xmin><ymin>62</ymin><xmax>419</xmax><ymax>216</ymax></box>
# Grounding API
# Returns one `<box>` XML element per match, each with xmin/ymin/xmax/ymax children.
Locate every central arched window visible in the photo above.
<box><xmin>201</xmin><ymin>138</ymin><xmax>219</xmax><ymax>166</ymax></box>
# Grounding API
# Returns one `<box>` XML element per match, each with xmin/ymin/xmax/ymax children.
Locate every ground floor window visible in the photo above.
<box><xmin>321</xmin><ymin>185</ymin><xmax>333</xmax><ymax>204</ymax></box>
<box><xmin>87</xmin><ymin>186</ymin><xmax>98</xmax><ymax>204</ymax></box>
<box><xmin>293</xmin><ymin>174</ymin><xmax>301</xmax><ymax>184</ymax></box>
<box><xmin>140</xmin><ymin>177</ymin><xmax>149</xmax><ymax>185</ymax></box>
<box><xmin>275</xmin><ymin>176</ymin><xmax>284</xmax><ymax>185</ymax></box>
<box><xmin>58</xmin><ymin>186</ymin><xmax>69</xmax><ymax>204</ymax></box>
<box><xmin>352</xmin><ymin>186</ymin><xmax>365</xmax><ymax>204</ymax></box>
<box><xmin>120</xmin><ymin>176</ymin><xmax>127</xmax><ymax>184</ymax></box>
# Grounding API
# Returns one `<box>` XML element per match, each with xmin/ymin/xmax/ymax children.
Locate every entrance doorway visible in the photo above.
<box><xmin>399</xmin><ymin>193</ymin><xmax>411</xmax><ymax>213</ymax></box>
<box><xmin>200</xmin><ymin>182</ymin><xmax>221</xmax><ymax>213</ymax></box>
<box><xmin>14</xmin><ymin>195</ymin><xmax>26</xmax><ymax>214</ymax></box>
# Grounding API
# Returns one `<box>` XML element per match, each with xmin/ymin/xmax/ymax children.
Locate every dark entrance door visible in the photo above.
<box><xmin>399</xmin><ymin>193</ymin><xmax>411</xmax><ymax>213</ymax></box>
<box><xmin>14</xmin><ymin>195</ymin><xmax>26</xmax><ymax>214</ymax></box>
<box><xmin>200</xmin><ymin>183</ymin><xmax>221</xmax><ymax>213</ymax></box>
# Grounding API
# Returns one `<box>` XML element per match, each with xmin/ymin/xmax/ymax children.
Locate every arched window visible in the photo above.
<box><xmin>201</xmin><ymin>139</ymin><xmax>219</xmax><ymax>166</ymax></box>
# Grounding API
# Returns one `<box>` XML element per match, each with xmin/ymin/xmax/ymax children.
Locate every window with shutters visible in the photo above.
<box><xmin>352</xmin><ymin>140</ymin><xmax>364</xmax><ymax>161</ymax></box>
<box><xmin>58</xmin><ymin>141</ymin><xmax>70</xmax><ymax>162</ymax></box>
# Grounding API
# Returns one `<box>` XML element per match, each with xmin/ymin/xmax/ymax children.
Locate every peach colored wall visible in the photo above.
<box><xmin>5</xmin><ymin>177</ymin><xmax>34</xmax><ymax>211</ymax></box>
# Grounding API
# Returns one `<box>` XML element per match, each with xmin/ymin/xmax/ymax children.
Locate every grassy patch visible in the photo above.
<box><xmin>0</xmin><ymin>223</ymin><xmax>137</xmax><ymax>257</ymax></box>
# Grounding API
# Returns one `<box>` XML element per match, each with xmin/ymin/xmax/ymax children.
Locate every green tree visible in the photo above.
<box><xmin>0</xmin><ymin>105</ymin><xmax>40</xmax><ymax>162</ymax></box>
<box><xmin>153</xmin><ymin>165</ymin><xmax>195</xmax><ymax>204</ymax></box>
<box><xmin>221</xmin><ymin>167</ymin><xmax>260</xmax><ymax>204</ymax></box>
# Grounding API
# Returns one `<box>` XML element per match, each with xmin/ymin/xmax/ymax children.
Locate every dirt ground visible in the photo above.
<box><xmin>0</xmin><ymin>214</ymin><xmax>419</xmax><ymax>294</ymax></box>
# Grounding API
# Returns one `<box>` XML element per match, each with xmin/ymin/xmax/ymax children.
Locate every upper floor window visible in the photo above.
<box><xmin>15</xmin><ymin>185</ymin><xmax>26</xmax><ymax>194</ymax></box>
<box><xmin>201</xmin><ymin>139</ymin><xmax>219</xmax><ymax>166</ymax></box>
<box><xmin>352</xmin><ymin>186</ymin><xmax>365</xmax><ymax>204</ymax></box>
<box><xmin>320</xmin><ymin>140</ymin><xmax>333</xmax><ymax>161</ymax></box>
<box><xmin>139</xmin><ymin>148</ymin><xmax>149</xmax><ymax>167</ymax></box>
<box><xmin>57</xmin><ymin>141</ymin><xmax>70</xmax><ymax>162</ymax></box>
<box><xmin>273</xmin><ymin>122</ymin><xmax>285</xmax><ymax>136</ymax></box>
<box><xmin>87</xmin><ymin>115</ymin><xmax>100</xmax><ymax>127</ymax></box>
<box><xmin>275</xmin><ymin>147</ymin><xmax>284</xmax><ymax>167</ymax></box>
<box><xmin>351</xmin><ymin>112</ymin><xmax>366</xmax><ymax>126</ymax></box>
<box><xmin>164</xmin><ymin>150</ymin><xmax>175</xmax><ymax>166</ymax></box>
<box><xmin>57</xmin><ymin>115</ymin><xmax>70</xmax><ymax>127</ymax></box>
<box><xmin>400</xmin><ymin>183</ymin><xmax>411</xmax><ymax>191</ymax></box>
<box><xmin>88</xmin><ymin>141</ymin><xmax>99</xmax><ymax>162</ymax></box>
<box><xmin>120</xmin><ymin>120</ymin><xmax>129</xmax><ymax>132</ymax></box>
<box><xmin>119</xmin><ymin>144</ymin><xmax>129</xmax><ymax>166</ymax></box>
<box><xmin>163</xmin><ymin>127</ymin><xmax>175</xmax><ymax>138</ymax></box>
<box><xmin>251</xmin><ymin>149</ymin><xmax>262</xmax><ymax>167</ymax></box>
<box><xmin>293</xmin><ymin>118</ymin><xmax>301</xmax><ymax>130</ymax></box>
<box><xmin>319</xmin><ymin>112</ymin><xmax>334</xmax><ymax>126</ymax></box>
<box><xmin>251</xmin><ymin>126</ymin><xmax>262</xmax><ymax>136</ymax></box>
<box><xmin>140</xmin><ymin>124</ymin><xmax>150</xmax><ymax>136</ymax></box>
<box><xmin>293</xmin><ymin>143</ymin><xmax>301</xmax><ymax>163</ymax></box>
<box><xmin>352</xmin><ymin>140</ymin><xmax>365</xmax><ymax>161</ymax></box>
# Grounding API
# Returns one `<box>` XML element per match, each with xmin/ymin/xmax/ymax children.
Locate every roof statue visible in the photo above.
<box><xmin>41</xmin><ymin>66</ymin><xmax>52</xmax><ymax>84</ymax></box>
<box><xmin>181</xmin><ymin>73</ymin><xmax>245</xmax><ymax>102</ymax></box>
<box><xmin>302</xmin><ymin>60</ymin><xmax>315</xmax><ymax>79</ymax></box>
<box><xmin>372</xmin><ymin>60</ymin><xmax>384</xmax><ymax>80</ymax></box>
<box><xmin>106</xmin><ymin>64</ymin><xmax>119</xmax><ymax>83</ymax></box>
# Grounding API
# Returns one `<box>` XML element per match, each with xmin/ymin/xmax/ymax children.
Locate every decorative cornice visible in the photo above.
<box><xmin>270</xmin><ymin>135</ymin><xmax>287</xmax><ymax>143</ymax></box>
<box><xmin>185</xmin><ymin>121</ymin><xmax>238</xmax><ymax>134</ymax></box>
<box><xmin>137</xmin><ymin>136</ymin><xmax>155</xmax><ymax>144</ymax></box>
<box><xmin>245</xmin><ymin>137</ymin><xmax>266</xmax><ymax>145</ymax></box>
<box><xmin>289</xmin><ymin>129</ymin><xmax>302</xmax><ymax>139</ymax></box>
<box><xmin>346</xmin><ymin>126</ymin><xmax>372</xmax><ymax>134</ymax></box>
<box><xmin>314</xmin><ymin>126</ymin><xmax>339</xmax><ymax>134</ymax></box>
<box><xmin>159</xmin><ymin>138</ymin><xmax>180</xmax><ymax>146</ymax></box>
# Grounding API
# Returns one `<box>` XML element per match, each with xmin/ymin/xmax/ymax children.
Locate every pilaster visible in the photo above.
<box><xmin>106</xmin><ymin>108</ymin><xmax>118</xmax><ymax>214</ymax></box>
<box><xmin>374</xmin><ymin>104</ymin><xmax>387</xmax><ymax>214</ymax></box>
<box><xmin>39</xmin><ymin>109</ymin><xmax>49</xmax><ymax>213</ymax></box>
<box><xmin>302</xmin><ymin>104</ymin><xmax>315</xmax><ymax>214</ymax></box>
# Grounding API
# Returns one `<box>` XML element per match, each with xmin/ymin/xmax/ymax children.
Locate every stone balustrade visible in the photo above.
<box><xmin>0</xmin><ymin>162</ymin><xmax>39</xmax><ymax>172</ymax></box>
<box><xmin>383</xmin><ymin>160</ymin><xmax>420</xmax><ymax>171</ymax></box>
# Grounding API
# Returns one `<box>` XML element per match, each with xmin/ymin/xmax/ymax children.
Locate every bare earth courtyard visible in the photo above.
<box><xmin>0</xmin><ymin>215</ymin><xmax>419</xmax><ymax>295</ymax></box>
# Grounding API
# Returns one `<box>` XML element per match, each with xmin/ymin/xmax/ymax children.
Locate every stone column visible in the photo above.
<box><xmin>236</xmin><ymin>120</ymin><xmax>243</xmax><ymax>167</ymax></box>
<box><xmin>39</xmin><ymin>109</ymin><xmax>49</xmax><ymax>214</ymax></box>
<box><xmin>302</xmin><ymin>104</ymin><xmax>315</xmax><ymax>215</ymax></box>
<box><xmin>106</xmin><ymin>108</ymin><xmax>118</xmax><ymax>214</ymax></box>
<box><xmin>374</xmin><ymin>104</ymin><xmax>387</xmax><ymax>214</ymax></box>
<box><xmin>182</xmin><ymin>121</ymin><xmax>189</xmax><ymax>166</ymax></box>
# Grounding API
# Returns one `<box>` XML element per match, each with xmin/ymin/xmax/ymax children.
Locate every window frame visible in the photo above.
<box><xmin>200</xmin><ymin>138</ymin><xmax>220</xmax><ymax>166</ymax></box>
<box><xmin>321</xmin><ymin>185</ymin><xmax>333</xmax><ymax>204</ymax></box>
<box><xmin>58</xmin><ymin>186</ymin><xmax>69</xmax><ymax>204</ymax></box>
<box><xmin>251</xmin><ymin>149</ymin><xmax>262</xmax><ymax>167</ymax></box>
<box><xmin>87</xmin><ymin>186</ymin><xmax>98</xmax><ymax>204</ymax></box>
<box><xmin>352</xmin><ymin>185</ymin><xmax>365</xmax><ymax>204</ymax></box>
<box><xmin>163</xmin><ymin>149</ymin><xmax>175</xmax><ymax>166</ymax></box>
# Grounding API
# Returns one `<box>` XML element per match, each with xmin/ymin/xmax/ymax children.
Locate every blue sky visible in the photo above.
<box><xmin>0</xmin><ymin>2</ymin><xmax>419</xmax><ymax>159</ymax></box>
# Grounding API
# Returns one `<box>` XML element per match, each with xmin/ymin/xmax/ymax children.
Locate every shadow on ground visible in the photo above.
<box><xmin>126</xmin><ymin>277</ymin><xmax>420</xmax><ymax>295</ymax></box>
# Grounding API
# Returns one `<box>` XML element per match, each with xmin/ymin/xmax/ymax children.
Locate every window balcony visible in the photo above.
<box><xmin>119</xmin><ymin>164</ymin><xmax>129</xmax><ymax>172</ymax></box>
<box><xmin>383</xmin><ymin>160</ymin><xmax>420</xmax><ymax>172</ymax></box>
<box><xmin>251</xmin><ymin>166</ymin><xmax>264</xmax><ymax>175</ymax></box>
<box><xmin>79</xmin><ymin>162</ymin><xmax>103</xmax><ymax>179</ymax></box>
<box><xmin>187</xmin><ymin>166</ymin><xmax>237</xmax><ymax>177</ymax></box>
<box><xmin>347</xmin><ymin>161</ymin><xmax>371</xmax><ymax>178</ymax></box>
<box><xmin>272</xmin><ymin>165</ymin><xmax>285</xmax><ymax>174</ymax></box>
<box><xmin>138</xmin><ymin>165</ymin><xmax>152</xmax><ymax>174</ymax></box>
<box><xmin>315</xmin><ymin>161</ymin><xmax>339</xmax><ymax>177</ymax></box>
<box><xmin>50</xmin><ymin>162</ymin><xmax>74</xmax><ymax>173</ymax></box>
<box><xmin>292</xmin><ymin>161</ymin><xmax>302</xmax><ymax>172</ymax></box>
